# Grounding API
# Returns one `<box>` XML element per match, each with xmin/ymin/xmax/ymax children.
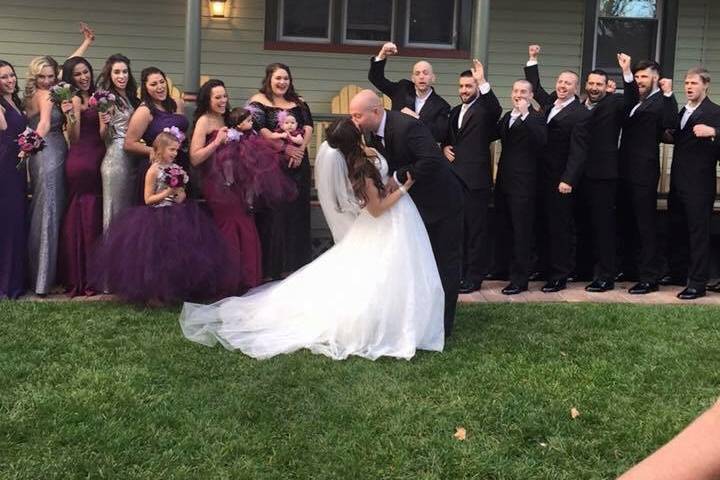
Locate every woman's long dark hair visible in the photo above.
<box><xmin>96</xmin><ymin>54</ymin><xmax>140</xmax><ymax>109</ymax></box>
<box><xmin>259</xmin><ymin>63</ymin><xmax>303</xmax><ymax>105</ymax></box>
<box><xmin>140</xmin><ymin>66</ymin><xmax>177</xmax><ymax>114</ymax></box>
<box><xmin>0</xmin><ymin>60</ymin><xmax>22</xmax><ymax>110</ymax></box>
<box><xmin>326</xmin><ymin>117</ymin><xmax>384</xmax><ymax>205</ymax></box>
<box><xmin>62</xmin><ymin>56</ymin><xmax>95</xmax><ymax>101</ymax></box>
<box><xmin>194</xmin><ymin>79</ymin><xmax>229</xmax><ymax>124</ymax></box>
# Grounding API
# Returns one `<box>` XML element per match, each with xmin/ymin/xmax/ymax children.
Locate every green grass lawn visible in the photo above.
<box><xmin>1</xmin><ymin>301</ymin><xmax>719</xmax><ymax>479</ymax></box>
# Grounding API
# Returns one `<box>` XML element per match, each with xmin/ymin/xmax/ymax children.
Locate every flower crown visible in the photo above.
<box><xmin>163</xmin><ymin>126</ymin><xmax>186</xmax><ymax>143</ymax></box>
<box><xmin>276</xmin><ymin>110</ymin><xmax>296</xmax><ymax>125</ymax></box>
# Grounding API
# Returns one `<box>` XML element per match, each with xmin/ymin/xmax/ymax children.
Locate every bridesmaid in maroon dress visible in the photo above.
<box><xmin>124</xmin><ymin>67</ymin><xmax>190</xmax><ymax>202</ymax></box>
<box><xmin>58</xmin><ymin>56</ymin><xmax>106</xmax><ymax>297</ymax></box>
<box><xmin>190</xmin><ymin>79</ymin><xmax>262</xmax><ymax>292</ymax></box>
<box><xmin>0</xmin><ymin>60</ymin><xmax>28</xmax><ymax>299</ymax></box>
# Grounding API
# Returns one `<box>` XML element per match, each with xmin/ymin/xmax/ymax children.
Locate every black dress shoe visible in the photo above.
<box><xmin>528</xmin><ymin>271</ymin><xmax>544</xmax><ymax>282</ymax></box>
<box><xmin>659</xmin><ymin>275</ymin><xmax>686</xmax><ymax>286</ymax></box>
<box><xmin>459</xmin><ymin>279</ymin><xmax>482</xmax><ymax>294</ymax></box>
<box><xmin>677</xmin><ymin>287</ymin><xmax>706</xmax><ymax>300</ymax></box>
<box><xmin>585</xmin><ymin>280</ymin><xmax>615</xmax><ymax>293</ymax></box>
<box><xmin>501</xmin><ymin>282</ymin><xmax>528</xmax><ymax>295</ymax></box>
<box><xmin>706</xmin><ymin>280</ymin><xmax>720</xmax><ymax>293</ymax></box>
<box><xmin>541</xmin><ymin>279</ymin><xmax>567</xmax><ymax>293</ymax></box>
<box><xmin>628</xmin><ymin>282</ymin><xmax>659</xmax><ymax>294</ymax></box>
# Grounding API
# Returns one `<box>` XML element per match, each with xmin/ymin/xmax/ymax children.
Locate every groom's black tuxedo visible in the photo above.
<box><xmin>368</xmin><ymin>110</ymin><xmax>464</xmax><ymax>336</ymax></box>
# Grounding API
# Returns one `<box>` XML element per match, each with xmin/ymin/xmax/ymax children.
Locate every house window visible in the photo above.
<box><xmin>588</xmin><ymin>0</ymin><xmax>661</xmax><ymax>84</ymax></box>
<box><xmin>406</xmin><ymin>0</ymin><xmax>458</xmax><ymax>48</ymax></box>
<box><xmin>279</xmin><ymin>0</ymin><xmax>332</xmax><ymax>42</ymax></box>
<box><xmin>266</xmin><ymin>0</ymin><xmax>470</xmax><ymax>54</ymax></box>
<box><xmin>343</xmin><ymin>0</ymin><xmax>394</xmax><ymax>44</ymax></box>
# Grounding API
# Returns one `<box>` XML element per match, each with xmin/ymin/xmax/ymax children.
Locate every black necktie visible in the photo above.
<box><xmin>369</xmin><ymin>133</ymin><xmax>386</xmax><ymax>155</ymax></box>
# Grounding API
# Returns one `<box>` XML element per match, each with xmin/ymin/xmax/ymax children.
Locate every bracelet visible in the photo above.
<box><xmin>398</xmin><ymin>185</ymin><xmax>408</xmax><ymax>195</ymax></box>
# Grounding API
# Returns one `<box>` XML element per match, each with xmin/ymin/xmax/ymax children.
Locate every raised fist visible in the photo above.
<box><xmin>528</xmin><ymin>45</ymin><xmax>541</xmax><ymax>61</ymax></box>
<box><xmin>659</xmin><ymin>78</ymin><xmax>673</xmax><ymax>94</ymax></box>
<box><xmin>377</xmin><ymin>42</ymin><xmax>398</xmax><ymax>60</ymax></box>
<box><xmin>617</xmin><ymin>53</ymin><xmax>632</xmax><ymax>73</ymax></box>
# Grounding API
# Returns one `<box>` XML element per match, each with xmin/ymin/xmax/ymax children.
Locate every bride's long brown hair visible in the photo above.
<box><xmin>326</xmin><ymin>118</ymin><xmax>384</xmax><ymax>205</ymax></box>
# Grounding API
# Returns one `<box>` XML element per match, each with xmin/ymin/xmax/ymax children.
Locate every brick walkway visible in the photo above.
<box><xmin>11</xmin><ymin>281</ymin><xmax>720</xmax><ymax>305</ymax></box>
<box><xmin>459</xmin><ymin>281</ymin><xmax>720</xmax><ymax>305</ymax></box>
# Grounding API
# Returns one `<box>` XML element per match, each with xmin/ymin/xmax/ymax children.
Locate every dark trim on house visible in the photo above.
<box><xmin>264</xmin><ymin>41</ymin><xmax>470</xmax><ymax>59</ymax></box>
<box><xmin>659</xmin><ymin>0</ymin><xmax>678</xmax><ymax>79</ymax></box>
<box><xmin>264</xmin><ymin>0</ymin><xmax>472</xmax><ymax>58</ymax></box>
<box><xmin>580</xmin><ymin>0</ymin><xmax>679</xmax><ymax>81</ymax></box>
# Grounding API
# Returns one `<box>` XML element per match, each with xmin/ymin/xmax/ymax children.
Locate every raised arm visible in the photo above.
<box><xmin>368</xmin><ymin>42</ymin><xmax>402</xmax><ymax>98</ymax></box>
<box><xmin>471</xmin><ymin>59</ymin><xmax>503</xmax><ymax>125</ymax></box>
<box><xmin>67</xmin><ymin>22</ymin><xmax>94</xmax><ymax>59</ymax></box>
<box><xmin>524</xmin><ymin>45</ymin><xmax>553</xmax><ymax>108</ymax></box>
<box><xmin>618</xmin><ymin>53</ymin><xmax>639</xmax><ymax>109</ymax></box>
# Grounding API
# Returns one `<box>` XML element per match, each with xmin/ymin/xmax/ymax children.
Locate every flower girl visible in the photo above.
<box><xmin>92</xmin><ymin>131</ymin><xmax>228</xmax><ymax>304</ymax></box>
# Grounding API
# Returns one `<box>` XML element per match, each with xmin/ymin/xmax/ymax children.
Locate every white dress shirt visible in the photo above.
<box><xmin>547</xmin><ymin>96</ymin><xmax>575</xmax><ymax>123</ymax></box>
<box><xmin>509</xmin><ymin>109</ymin><xmax>529</xmax><ymax>128</ymax></box>
<box><xmin>457</xmin><ymin>82</ymin><xmax>491</xmax><ymax>128</ymax></box>
<box><xmin>414</xmin><ymin>88</ymin><xmax>432</xmax><ymax>114</ymax></box>
<box><xmin>680</xmin><ymin>103</ymin><xmax>698</xmax><ymax>129</ymax></box>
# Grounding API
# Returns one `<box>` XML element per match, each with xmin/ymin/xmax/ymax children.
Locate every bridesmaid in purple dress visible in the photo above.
<box><xmin>190</xmin><ymin>79</ymin><xmax>262</xmax><ymax>293</ymax></box>
<box><xmin>124</xmin><ymin>67</ymin><xmax>189</xmax><ymax>202</ymax></box>
<box><xmin>58</xmin><ymin>56</ymin><xmax>106</xmax><ymax>297</ymax></box>
<box><xmin>0</xmin><ymin>60</ymin><xmax>28</xmax><ymax>299</ymax></box>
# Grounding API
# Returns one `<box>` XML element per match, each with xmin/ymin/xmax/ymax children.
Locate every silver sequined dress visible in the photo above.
<box><xmin>27</xmin><ymin>105</ymin><xmax>67</xmax><ymax>294</ymax></box>
<box><xmin>101</xmin><ymin>96</ymin><xmax>137</xmax><ymax>230</ymax></box>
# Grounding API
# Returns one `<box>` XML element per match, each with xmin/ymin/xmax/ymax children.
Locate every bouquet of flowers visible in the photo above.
<box><xmin>88</xmin><ymin>89</ymin><xmax>117</xmax><ymax>113</ymax></box>
<box><xmin>16</xmin><ymin>127</ymin><xmax>46</xmax><ymax>169</ymax></box>
<box><xmin>49</xmin><ymin>82</ymin><xmax>77</xmax><ymax>124</ymax></box>
<box><xmin>158</xmin><ymin>164</ymin><xmax>189</xmax><ymax>189</ymax></box>
<box><xmin>49</xmin><ymin>81</ymin><xmax>75</xmax><ymax>104</ymax></box>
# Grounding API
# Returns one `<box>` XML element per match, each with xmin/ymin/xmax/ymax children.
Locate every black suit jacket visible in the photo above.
<box><xmin>584</xmin><ymin>80</ymin><xmax>640</xmax><ymax>180</ymax></box>
<box><xmin>619</xmin><ymin>89</ymin><xmax>678</xmax><ymax>187</ymax></box>
<box><xmin>666</xmin><ymin>96</ymin><xmax>720</xmax><ymax>197</ymax></box>
<box><xmin>524</xmin><ymin>64</ymin><xmax>591</xmax><ymax>187</ymax></box>
<box><xmin>492</xmin><ymin>110</ymin><xmax>548</xmax><ymax>196</ymax></box>
<box><xmin>368</xmin><ymin>57</ymin><xmax>451</xmax><ymax>143</ymax></box>
<box><xmin>371</xmin><ymin>110</ymin><xmax>464</xmax><ymax>223</ymax></box>
<box><xmin>442</xmin><ymin>89</ymin><xmax>502</xmax><ymax>190</ymax></box>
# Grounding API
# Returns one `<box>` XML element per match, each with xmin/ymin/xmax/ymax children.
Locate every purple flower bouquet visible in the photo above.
<box><xmin>16</xmin><ymin>127</ymin><xmax>46</xmax><ymax>169</ymax></box>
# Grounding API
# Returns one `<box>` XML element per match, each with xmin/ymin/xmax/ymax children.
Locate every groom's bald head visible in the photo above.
<box><xmin>349</xmin><ymin>89</ymin><xmax>385</xmax><ymax>132</ymax></box>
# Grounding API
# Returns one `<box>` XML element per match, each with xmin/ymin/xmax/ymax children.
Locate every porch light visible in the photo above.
<box><xmin>209</xmin><ymin>0</ymin><xmax>228</xmax><ymax>18</ymax></box>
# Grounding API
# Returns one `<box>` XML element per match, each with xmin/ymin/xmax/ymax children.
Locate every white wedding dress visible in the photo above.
<box><xmin>179</xmin><ymin>154</ymin><xmax>444</xmax><ymax>360</ymax></box>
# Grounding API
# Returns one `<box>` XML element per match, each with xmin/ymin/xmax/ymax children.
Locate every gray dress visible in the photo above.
<box><xmin>27</xmin><ymin>105</ymin><xmax>67</xmax><ymax>294</ymax></box>
<box><xmin>101</xmin><ymin>96</ymin><xmax>137</xmax><ymax>230</ymax></box>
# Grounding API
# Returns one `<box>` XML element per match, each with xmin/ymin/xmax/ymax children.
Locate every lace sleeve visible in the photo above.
<box><xmin>247</xmin><ymin>101</ymin><xmax>268</xmax><ymax>131</ymax></box>
<box><xmin>298</xmin><ymin>102</ymin><xmax>314</xmax><ymax>130</ymax></box>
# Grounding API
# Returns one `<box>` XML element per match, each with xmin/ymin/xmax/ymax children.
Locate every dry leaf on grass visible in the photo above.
<box><xmin>570</xmin><ymin>407</ymin><xmax>581</xmax><ymax>419</ymax></box>
<box><xmin>453</xmin><ymin>427</ymin><xmax>467</xmax><ymax>441</ymax></box>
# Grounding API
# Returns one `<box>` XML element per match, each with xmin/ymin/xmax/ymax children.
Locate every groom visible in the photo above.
<box><xmin>349</xmin><ymin>90</ymin><xmax>464</xmax><ymax>337</ymax></box>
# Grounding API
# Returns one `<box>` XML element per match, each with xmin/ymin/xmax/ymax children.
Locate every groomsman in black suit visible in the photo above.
<box><xmin>617</xmin><ymin>60</ymin><xmax>678</xmax><ymax>294</ymax></box>
<box><xmin>524</xmin><ymin>45</ymin><xmax>592</xmax><ymax>292</ymax></box>
<box><xmin>574</xmin><ymin>53</ymin><xmax>639</xmax><ymax>293</ymax></box>
<box><xmin>442</xmin><ymin>60</ymin><xmax>502</xmax><ymax>294</ymax></box>
<box><xmin>368</xmin><ymin>42</ymin><xmax>451</xmax><ymax>143</ymax></box>
<box><xmin>491</xmin><ymin>80</ymin><xmax>547</xmax><ymax>294</ymax></box>
<box><xmin>350</xmin><ymin>90</ymin><xmax>464</xmax><ymax>336</ymax></box>
<box><xmin>664</xmin><ymin>67</ymin><xmax>720</xmax><ymax>299</ymax></box>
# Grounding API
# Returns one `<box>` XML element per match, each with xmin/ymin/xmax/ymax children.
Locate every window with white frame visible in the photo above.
<box><xmin>594</xmin><ymin>0</ymin><xmax>661</xmax><ymax>79</ymax></box>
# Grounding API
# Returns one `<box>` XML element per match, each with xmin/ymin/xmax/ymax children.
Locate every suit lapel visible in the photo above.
<box><xmin>548</xmin><ymin>98</ymin><xmax>577</xmax><ymax>125</ymax></box>
<box><xmin>459</xmin><ymin>103</ymin><xmax>475</xmax><ymax>132</ymax></box>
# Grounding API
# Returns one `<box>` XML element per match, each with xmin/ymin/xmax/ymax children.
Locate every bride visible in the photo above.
<box><xmin>180</xmin><ymin>118</ymin><xmax>444</xmax><ymax>360</ymax></box>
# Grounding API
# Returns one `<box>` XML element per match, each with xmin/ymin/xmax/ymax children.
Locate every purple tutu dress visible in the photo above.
<box><xmin>91</xmin><ymin>163</ymin><xmax>228</xmax><ymax>304</ymax></box>
<box><xmin>213</xmin><ymin>129</ymin><xmax>297</xmax><ymax>208</ymax></box>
